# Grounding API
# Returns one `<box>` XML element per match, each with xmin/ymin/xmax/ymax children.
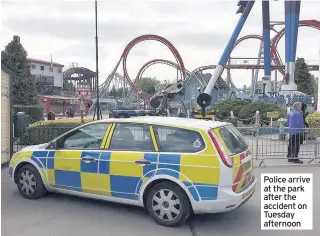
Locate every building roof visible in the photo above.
<box><xmin>93</xmin><ymin>116</ymin><xmax>228</xmax><ymax>130</ymax></box>
<box><xmin>196</xmin><ymin>73</ymin><xmax>229</xmax><ymax>88</ymax></box>
<box><xmin>28</xmin><ymin>58</ymin><xmax>64</xmax><ymax>67</ymax></box>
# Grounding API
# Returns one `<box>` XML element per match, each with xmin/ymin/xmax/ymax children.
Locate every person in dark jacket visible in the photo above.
<box><xmin>301</xmin><ymin>103</ymin><xmax>309</xmax><ymax>127</ymax></box>
<box><xmin>287</xmin><ymin>102</ymin><xmax>304</xmax><ymax>164</ymax></box>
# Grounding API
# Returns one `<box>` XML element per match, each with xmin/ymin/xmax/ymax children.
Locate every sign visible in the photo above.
<box><xmin>261</xmin><ymin>174</ymin><xmax>313</xmax><ymax>230</ymax></box>
<box><xmin>267</xmin><ymin>111</ymin><xmax>279</xmax><ymax>119</ymax></box>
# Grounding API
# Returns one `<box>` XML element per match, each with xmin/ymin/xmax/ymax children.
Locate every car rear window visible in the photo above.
<box><xmin>154</xmin><ymin>125</ymin><xmax>205</xmax><ymax>153</ymax></box>
<box><xmin>216</xmin><ymin>125</ymin><xmax>248</xmax><ymax>155</ymax></box>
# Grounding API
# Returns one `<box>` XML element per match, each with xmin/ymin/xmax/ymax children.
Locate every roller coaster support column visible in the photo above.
<box><xmin>197</xmin><ymin>0</ymin><xmax>255</xmax><ymax>117</ymax></box>
<box><xmin>262</xmin><ymin>0</ymin><xmax>272</xmax><ymax>94</ymax></box>
<box><xmin>282</xmin><ymin>0</ymin><xmax>301</xmax><ymax>91</ymax></box>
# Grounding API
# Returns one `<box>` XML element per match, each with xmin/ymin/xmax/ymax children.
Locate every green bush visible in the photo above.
<box><xmin>212</xmin><ymin>99</ymin><xmax>251</xmax><ymax>120</ymax></box>
<box><xmin>13</xmin><ymin>104</ymin><xmax>43</xmax><ymax>122</ymax></box>
<box><xmin>306</xmin><ymin>111</ymin><xmax>320</xmax><ymax>128</ymax></box>
<box><xmin>29</xmin><ymin>118</ymin><xmax>94</xmax><ymax>127</ymax></box>
<box><xmin>20</xmin><ymin>123</ymin><xmax>81</xmax><ymax>145</ymax></box>
<box><xmin>238</xmin><ymin>101</ymin><xmax>286</xmax><ymax>124</ymax></box>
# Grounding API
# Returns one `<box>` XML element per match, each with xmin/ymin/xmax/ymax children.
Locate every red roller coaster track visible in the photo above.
<box><xmin>135</xmin><ymin>59</ymin><xmax>191</xmax><ymax>83</ymax></box>
<box><xmin>271</xmin><ymin>20</ymin><xmax>320</xmax><ymax>75</ymax></box>
<box><xmin>111</xmin><ymin>34</ymin><xmax>186</xmax><ymax>104</ymax></box>
<box><xmin>191</xmin><ymin>20</ymin><xmax>320</xmax><ymax>76</ymax></box>
<box><xmin>106</xmin><ymin>20</ymin><xmax>319</xmax><ymax>104</ymax></box>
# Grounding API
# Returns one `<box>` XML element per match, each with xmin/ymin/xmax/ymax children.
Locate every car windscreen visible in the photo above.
<box><xmin>216</xmin><ymin>125</ymin><xmax>248</xmax><ymax>155</ymax></box>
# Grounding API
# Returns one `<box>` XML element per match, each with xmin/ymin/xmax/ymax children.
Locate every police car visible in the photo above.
<box><xmin>9</xmin><ymin>116</ymin><xmax>256</xmax><ymax>227</ymax></box>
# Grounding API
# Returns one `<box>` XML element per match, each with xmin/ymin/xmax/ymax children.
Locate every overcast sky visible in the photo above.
<box><xmin>1</xmin><ymin>0</ymin><xmax>320</xmax><ymax>88</ymax></box>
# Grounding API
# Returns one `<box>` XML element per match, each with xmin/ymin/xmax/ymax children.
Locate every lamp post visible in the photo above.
<box><xmin>138</xmin><ymin>91</ymin><xmax>144</xmax><ymax>110</ymax></box>
<box><xmin>95</xmin><ymin>0</ymin><xmax>100</xmax><ymax>120</ymax></box>
<box><xmin>261</xmin><ymin>77</ymin><xmax>268</xmax><ymax>121</ymax></box>
<box><xmin>262</xmin><ymin>76</ymin><xmax>268</xmax><ymax>98</ymax></box>
<box><xmin>285</xmin><ymin>96</ymin><xmax>290</xmax><ymax>114</ymax></box>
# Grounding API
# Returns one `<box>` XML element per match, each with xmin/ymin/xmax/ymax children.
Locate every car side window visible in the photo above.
<box><xmin>153</xmin><ymin>125</ymin><xmax>205</xmax><ymax>153</ymax></box>
<box><xmin>58</xmin><ymin>123</ymin><xmax>110</xmax><ymax>149</ymax></box>
<box><xmin>109</xmin><ymin>123</ymin><xmax>154</xmax><ymax>152</ymax></box>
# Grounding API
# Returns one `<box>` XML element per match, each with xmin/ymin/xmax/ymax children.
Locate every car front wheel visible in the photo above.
<box><xmin>146</xmin><ymin>182</ymin><xmax>191</xmax><ymax>227</ymax></box>
<box><xmin>17</xmin><ymin>164</ymin><xmax>47</xmax><ymax>199</ymax></box>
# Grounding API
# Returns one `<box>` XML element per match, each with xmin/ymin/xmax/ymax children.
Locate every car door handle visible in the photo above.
<box><xmin>135</xmin><ymin>159</ymin><xmax>151</xmax><ymax>165</ymax></box>
<box><xmin>82</xmin><ymin>157</ymin><xmax>96</xmax><ymax>163</ymax></box>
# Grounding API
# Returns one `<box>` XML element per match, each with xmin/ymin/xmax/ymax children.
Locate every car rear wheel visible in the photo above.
<box><xmin>146</xmin><ymin>182</ymin><xmax>191</xmax><ymax>227</ymax></box>
<box><xmin>17</xmin><ymin>164</ymin><xmax>47</xmax><ymax>199</ymax></box>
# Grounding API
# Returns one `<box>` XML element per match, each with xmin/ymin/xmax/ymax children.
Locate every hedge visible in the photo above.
<box><xmin>238</xmin><ymin>101</ymin><xmax>286</xmax><ymax>125</ymax></box>
<box><xmin>20</xmin><ymin>118</ymin><xmax>95</xmax><ymax>145</ymax></box>
<box><xmin>212</xmin><ymin>99</ymin><xmax>250</xmax><ymax>120</ymax></box>
<box><xmin>13</xmin><ymin>104</ymin><xmax>43</xmax><ymax>122</ymax></box>
<box><xmin>306</xmin><ymin>111</ymin><xmax>320</xmax><ymax>128</ymax></box>
<box><xmin>29</xmin><ymin>118</ymin><xmax>94</xmax><ymax>127</ymax></box>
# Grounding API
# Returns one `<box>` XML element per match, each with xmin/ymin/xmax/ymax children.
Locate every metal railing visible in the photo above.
<box><xmin>12</xmin><ymin>113</ymin><xmax>320</xmax><ymax>167</ymax></box>
<box><xmin>239</xmin><ymin>127</ymin><xmax>320</xmax><ymax>166</ymax></box>
<box><xmin>33</xmin><ymin>75</ymin><xmax>54</xmax><ymax>84</ymax></box>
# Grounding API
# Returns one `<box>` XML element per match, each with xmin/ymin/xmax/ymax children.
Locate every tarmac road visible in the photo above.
<box><xmin>1</xmin><ymin>162</ymin><xmax>319</xmax><ymax>236</ymax></box>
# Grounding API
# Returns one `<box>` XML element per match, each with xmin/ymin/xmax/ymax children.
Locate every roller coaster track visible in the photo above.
<box><xmin>91</xmin><ymin>19</ymin><xmax>320</xmax><ymax>112</ymax></box>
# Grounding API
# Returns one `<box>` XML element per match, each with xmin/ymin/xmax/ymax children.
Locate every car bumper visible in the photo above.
<box><xmin>192</xmin><ymin>175</ymin><xmax>257</xmax><ymax>214</ymax></box>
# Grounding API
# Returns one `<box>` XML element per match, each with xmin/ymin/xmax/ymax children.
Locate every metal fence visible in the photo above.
<box><xmin>238</xmin><ymin>127</ymin><xmax>320</xmax><ymax>166</ymax></box>
<box><xmin>12</xmin><ymin>119</ymin><xmax>320</xmax><ymax>167</ymax></box>
<box><xmin>13</xmin><ymin>124</ymin><xmax>77</xmax><ymax>153</ymax></box>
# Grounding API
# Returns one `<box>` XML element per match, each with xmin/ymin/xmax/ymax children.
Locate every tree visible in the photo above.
<box><xmin>139</xmin><ymin>77</ymin><xmax>161</xmax><ymax>95</ymax></box>
<box><xmin>294</xmin><ymin>58</ymin><xmax>314</xmax><ymax>95</ymax></box>
<box><xmin>1</xmin><ymin>36</ymin><xmax>39</xmax><ymax>105</ymax></box>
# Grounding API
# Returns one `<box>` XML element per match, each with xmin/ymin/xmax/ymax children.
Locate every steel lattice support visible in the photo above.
<box><xmin>92</xmin><ymin>34</ymin><xmax>186</xmax><ymax>109</ymax></box>
<box><xmin>63</xmin><ymin>67</ymin><xmax>96</xmax><ymax>91</ymax></box>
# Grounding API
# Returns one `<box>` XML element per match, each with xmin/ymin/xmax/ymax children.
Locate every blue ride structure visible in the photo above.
<box><xmin>197</xmin><ymin>0</ymin><xmax>301</xmax><ymax>116</ymax></box>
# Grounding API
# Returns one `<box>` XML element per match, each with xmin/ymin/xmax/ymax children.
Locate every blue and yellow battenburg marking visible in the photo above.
<box><xmin>15</xmin><ymin>150</ymin><xmax>159</xmax><ymax>200</ymax></box>
<box><xmin>10</xmin><ymin>126</ymin><xmax>222</xmax><ymax>202</ymax></box>
<box><xmin>156</xmin><ymin>152</ymin><xmax>221</xmax><ymax>201</ymax></box>
<box><xmin>12</xmin><ymin>149</ymin><xmax>222</xmax><ymax>202</ymax></box>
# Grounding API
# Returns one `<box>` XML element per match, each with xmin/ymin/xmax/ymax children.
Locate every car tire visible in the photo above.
<box><xmin>16</xmin><ymin>164</ymin><xmax>47</xmax><ymax>200</ymax></box>
<box><xmin>146</xmin><ymin>182</ymin><xmax>191</xmax><ymax>227</ymax></box>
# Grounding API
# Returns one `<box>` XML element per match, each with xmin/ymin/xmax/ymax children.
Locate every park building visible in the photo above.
<box><xmin>28</xmin><ymin>58</ymin><xmax>64</xmax><ymax>96</ymax></box>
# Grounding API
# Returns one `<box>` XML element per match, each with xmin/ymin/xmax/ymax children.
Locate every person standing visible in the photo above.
<box><xmin>287</xmin><ymin>102</ymin><xmax>304</xmax><ymax>164</ymax></box>
<box><xmin>66</xmin><ymin>105</ymin><xmax>74</xmax><ymax>118</ymax></box>
<box><xmin>301</xmin><ymin>103</ymin><xmax>309</xmax><ymax>127</ymax></box>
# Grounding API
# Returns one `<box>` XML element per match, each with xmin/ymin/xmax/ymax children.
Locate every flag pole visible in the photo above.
<box><xmin>95</xmin><ymin>0</ymin><xmax>100</xmax><ymax>120</ymax></box>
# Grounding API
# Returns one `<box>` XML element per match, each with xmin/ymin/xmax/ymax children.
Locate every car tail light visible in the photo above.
<box><xmin>208</xmin><ymin>130</ymin><xmax>233</xmax><ymax>168</ymax></box>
